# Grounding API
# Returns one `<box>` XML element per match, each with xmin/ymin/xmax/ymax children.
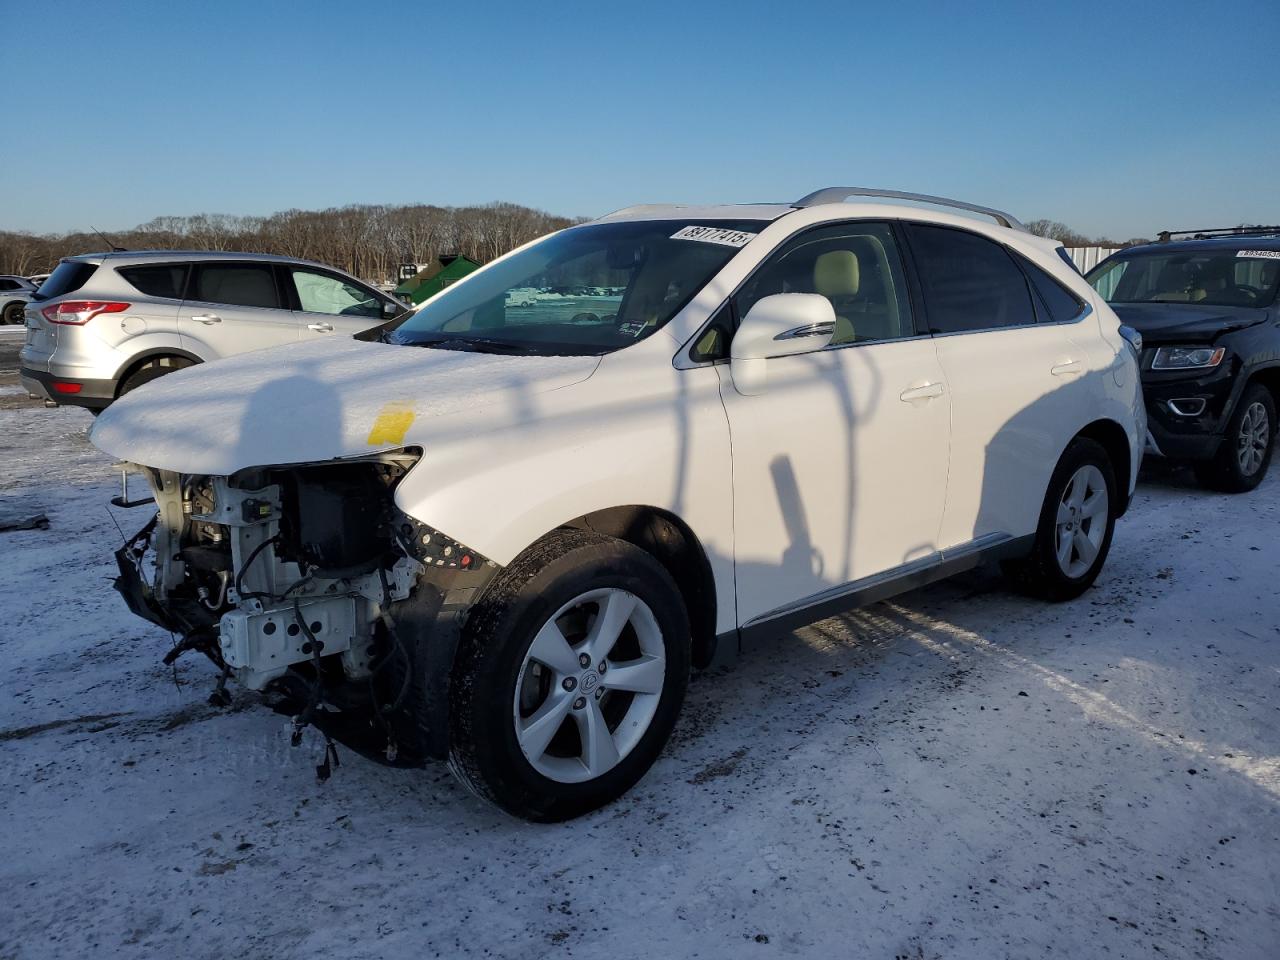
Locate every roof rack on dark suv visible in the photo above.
<box><xmin>1155</xmin><ymin>225</ymin><xmax>1280</xmax><ymax>242</ymax></box>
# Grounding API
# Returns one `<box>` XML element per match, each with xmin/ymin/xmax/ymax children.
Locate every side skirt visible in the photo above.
<box><xmin>716</xmin><ymin>533</ymin><xmax>1035</xmax><ymax>656</ymax></box>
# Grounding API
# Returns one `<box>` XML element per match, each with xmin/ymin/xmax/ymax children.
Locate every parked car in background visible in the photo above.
<box><xmin>1087</xmin><ymin>228</ymin><xmax>1280</xmax><ymax>491</ymax></box>
<box><xmin>1</xmin><ymin>275</ymin><xmax>39</xmax><ymax>325</ymax></box>
<box><xmin>19</xmin><ymin>251</ymin><xmax>407</xmax><ymax>410</ymax></box>
<box><xmin>26</xmin><ymin>273</ymin><xmax>50</xmax><ymax>287</ymax></box>
<box><xmin>92</xmin><ymin>188</ymin><xmax>1143</xmax><ymax>821</ymax></box>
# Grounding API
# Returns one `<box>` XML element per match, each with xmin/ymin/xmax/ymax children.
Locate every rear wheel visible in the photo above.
<box><xmin>447</xmin><ymin>528</ymin><xmax>690</xmax><ymax>822</ymax></box>
<box><xmin>118</xmin><ymin>356</ymin><xmax>194</xmax><ymax>396</ymax></box>
<box><xmin>1004</xmin><ymin>437</ymin><xmax>1117</xmax><ymax>602</ymax></box>
<box><xmin>1193</xmin><ymin>383</ymin><xmax>1275</xmax><ymax>493</ymax></box>
<box><xmin>2</xmin><ymin>302</ymin><xmax>24</xmax><ymax>325</ymax></box>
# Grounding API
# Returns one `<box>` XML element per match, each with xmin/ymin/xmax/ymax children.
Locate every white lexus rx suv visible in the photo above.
<box><xmin>92</xmin><ymin>188</ymin><xmax>1145</xmax><ymax>821</ymax></box>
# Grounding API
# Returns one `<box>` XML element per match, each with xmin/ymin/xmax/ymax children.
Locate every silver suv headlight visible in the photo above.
<box><xmin>1150</xmin><ymin>345</ymin><xmax>1225</xmax><ymax>370</ymax></box>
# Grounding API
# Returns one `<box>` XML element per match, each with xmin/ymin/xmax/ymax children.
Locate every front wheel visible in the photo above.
<box><xmin>2</xmin><ymin>301</ymin><xmax>24</xmax><ymax>325</ymax></box>
<box><xmin>1194</xmin><ymin>383</ymin><xmax>1275</xmax><ymax>493</ymax></box>
<box><xmin>447</xmin><ymin>528</ymin><xmax>690</xmax><ymax>822</ymax></box>
<box><xmin>1004</xmin><ymin>437</ymin><xmax>1118</xmax><ymax>602</ymax></box>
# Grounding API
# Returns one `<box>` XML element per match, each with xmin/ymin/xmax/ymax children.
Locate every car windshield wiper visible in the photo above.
<box><xmin>400</xmin><ymin>334</ymin><xmax>539</xmax><ymax>355</ymax></box>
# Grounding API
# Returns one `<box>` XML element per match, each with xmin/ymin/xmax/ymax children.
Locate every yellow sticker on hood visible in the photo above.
<box><xmin>367</xmin><ymin>402</ymin><xmax>416</xmax><ymax>446</ymax></box>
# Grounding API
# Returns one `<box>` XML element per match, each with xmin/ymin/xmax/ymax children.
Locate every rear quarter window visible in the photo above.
<box><xmin>1015</xmin><ymin>254</ymin><xmax>1085</xmax><ymax>323</ymax></box>
<box><xmin>118</xmin><ymin>264</ymin><xmax>190</xmax><ymax>300</ymax></box>
<box><xmin>31</xmin><ymin>261</ymin><xmax>97</xmax><ymax>301</ymax></box>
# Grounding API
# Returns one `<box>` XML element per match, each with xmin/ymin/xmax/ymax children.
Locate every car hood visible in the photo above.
<box><xmin>91</xmin><ymin>337</ymin><xmax>600</xmax><ymax>474</ymax></box>
<box><xmin>1109</xmin><ymin>302</ymin><xmax>1269</xmax><ymax>343</ymax></box>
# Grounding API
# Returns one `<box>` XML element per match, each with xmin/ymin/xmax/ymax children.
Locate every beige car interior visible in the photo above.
<box><xmin>740</xmin><ymin>230</ymin><xmax>907</xmax><ymax>345</ymax></box>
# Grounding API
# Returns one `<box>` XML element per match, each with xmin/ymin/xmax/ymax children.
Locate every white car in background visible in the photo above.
<box><xmin>92</xmin><ymin>188</ymin><xmax>1145</xmax><ymax>821</ymax></box>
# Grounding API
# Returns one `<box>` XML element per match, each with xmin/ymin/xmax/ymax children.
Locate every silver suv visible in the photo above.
<box><xmin>19</xmin><ymin>251</ymin><xmax>404</xmax><ymax>410</ymax></box>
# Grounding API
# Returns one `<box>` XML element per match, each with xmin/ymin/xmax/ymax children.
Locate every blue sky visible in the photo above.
<box><xmin>5</xmin><ymin>0</ymin><xmax>1279</xmax><ymax>239</ymax></box>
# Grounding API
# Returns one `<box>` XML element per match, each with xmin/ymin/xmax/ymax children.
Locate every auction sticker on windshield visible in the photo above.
<box><xmin>1237</xmin><ymin>250</ymin><xmax>1280</xmax><ymax>260</ymax></box>
<box><xmin>670</xmin><ymin>226</ymin><xmax>757</xmax><ymax>248</ymax></box>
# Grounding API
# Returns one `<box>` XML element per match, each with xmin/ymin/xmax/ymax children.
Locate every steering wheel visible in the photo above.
<box><xmin>570</xmin><ymin>312</ymin><xmax>599</xmax><ymax>323</ymax></box>
<box><xmin>1225</xmin><ymin>284</ymin><xmax>1260</xmax><ymax>304</ymax></box>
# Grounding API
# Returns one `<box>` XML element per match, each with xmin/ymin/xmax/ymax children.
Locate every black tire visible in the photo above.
<box><xmin>2</xmin><ymin>301</ymin><xmax>24</xmax><ymax>325</ymax></box>
<box><xmin>1193</xmin><ymin>383</ymin><xmax>1275</xmax><ymax>493</ymax></box>
<box><xmin>1003</xmin><ymin>437</ymin><xmax>1118</xmax><ymax>602</ymax></box>
<box><xmin>447</xmin><ymin>528</ymin><xmax>690</xmax><ymax>822</ymax></box>
<box><xmin>118</xmin><ymin>356</ymin><xmax>193</xmax><ymax>396</ymax></box>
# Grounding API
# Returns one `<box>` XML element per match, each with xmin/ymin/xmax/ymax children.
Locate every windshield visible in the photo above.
<box><xmin>379</xmin><ymin>219</ymin><xmax>765</xmax><ymax>355</ymax></box>
<box><xmin>1087</xmin><ymin>248</ymin><xmax>1280</xmax><ymax>308</ymax></box>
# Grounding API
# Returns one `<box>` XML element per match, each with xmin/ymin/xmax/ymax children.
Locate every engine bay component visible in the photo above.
<box><xmin>112</xmin><ymin>450</ymin><xmax>506</xmax><ymax>765</ymax></box>
<box><xmin>284</xmin><ymin>463</ymin><xmax>390</xmax><ymax>577</ymax></box>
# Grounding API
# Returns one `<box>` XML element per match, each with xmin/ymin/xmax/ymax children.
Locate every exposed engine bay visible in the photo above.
<box><xmin>113</xmin><ymin>451</ymin><xmax>497</xmax><ymax>764</ymax></box>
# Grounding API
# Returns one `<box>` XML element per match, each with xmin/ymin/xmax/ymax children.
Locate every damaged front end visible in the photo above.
<box><xmin>112</xmin><ymin>451</ymin><xmax>498</xmax><ymax>763</ymax></box>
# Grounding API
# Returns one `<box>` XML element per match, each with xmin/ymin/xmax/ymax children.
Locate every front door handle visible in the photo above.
<box><xmin>1051</xmin><ymin>359</ymin><xmax>1083</xmax><ymax>376</ymax></box>
<box><xmin>190</xmin><ymin>313</ymin><xmax>221</xmax><ymax>325</ymax></box>
<box><xmin>900</xmin><ymin>381</ymin><xmax>945</xmax><ymax>403</ymax></box>
<box><xmin>307</xmin><ymin>321</ymin><xmax>334</xmax><ymax>333</ymax></box>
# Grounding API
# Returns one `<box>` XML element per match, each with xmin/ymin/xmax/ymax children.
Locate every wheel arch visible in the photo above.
<box><xmin>112</xmin><ymin>349</ymin><xmax>202</xmax><ymax>397</ymax></box>
<box><xmin>561</xmin><ymin>505</ymin><xmax>719</xmax><ymax>670</ymax></box>
<box><xmin>1243</xmin><ymin>363</ymin><xmax>1280</xmax><ymax>414</ymax></box>
<box><xmin>1074</xmin><ymin>418</ymin><xmax>1133</xmax><ymax>516</ymax></box>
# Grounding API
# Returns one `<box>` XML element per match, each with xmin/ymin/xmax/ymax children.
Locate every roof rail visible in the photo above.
<box><xmin>793</xmin><ymin>187</ymin><xmax>1026</xmax><ymax>232</ymax></box>
<box><xmin>1156</xmin><ymin>225</ymin><xmax>1280</xmax><ymax>243</ymax></box>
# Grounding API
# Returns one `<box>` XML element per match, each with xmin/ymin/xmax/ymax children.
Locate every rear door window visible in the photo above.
<box><xmin>191</xmin><ymin>263</ymin><xmax>282</xmax><ymax>309</ymax></box>
<box><xmin>288</xmin><ymin>267</ymin><xmax>383</xmax><ymax>318</ymax></box>
<box><xmin>30</xmin><ymin>261</ymin><xmax>97</xmax><ymax>301</ymax></box>
<box><xmin>118</xmin><ymin>264</ymin><xmax>190</xmax><ymax>300</ymax></box>
<box><xmin>905</xmin><ymin>224</ymin><xmax>1036</xmax><ymax>334</ymax></box>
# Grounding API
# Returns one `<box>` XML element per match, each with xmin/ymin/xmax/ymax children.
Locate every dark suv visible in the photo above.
<box><xmin>1086</xmin><ymin>228</ymin><xmax>1280</xmax><ymax>492</ymax></box>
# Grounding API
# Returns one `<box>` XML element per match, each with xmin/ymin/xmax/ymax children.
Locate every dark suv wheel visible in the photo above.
<box><xmin>447</xmin><ymin>528</ymin><xmax>690</xmax><ymax>822</ymax></box>
<box><xmin>1194</xmin><ymin>383</ymin><xmax>1275</xmax><ymax>493</ymax></box>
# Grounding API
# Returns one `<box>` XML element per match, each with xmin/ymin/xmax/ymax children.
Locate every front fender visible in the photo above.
<box><xmin>392</xmin><ymin>347</ymin><xmax>738</xmax><ymax>634</ymax></box>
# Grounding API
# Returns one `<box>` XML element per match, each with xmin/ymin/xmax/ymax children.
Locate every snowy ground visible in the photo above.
<box><xmin>1</xmin><ymin>329</ymin><xmax>1277</xmax><ymax>959</ymax></box>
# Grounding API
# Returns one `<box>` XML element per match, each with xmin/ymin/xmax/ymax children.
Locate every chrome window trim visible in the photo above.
<box><xmin>673</xmin><ymin>257</ymin><xmax>1094</xmax><ymax>369</ymax></box>
<box><xmin>926</xmin><ymin>301</ymin><xmax>1093</xmax><ymax>339</ymax></box>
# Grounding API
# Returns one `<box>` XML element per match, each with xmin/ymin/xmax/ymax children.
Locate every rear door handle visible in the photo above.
<box><xmin>1051</xmin><ymin>359</ymin><xmax>1083</xmax><ymax>376</ymax></box>
<box><xmin>190</xmin><ymin>313</ymin><xmax>222</xmax><ymax>325</ymax></box>
<box><xmin>307</xmin><ymin>321</ymin><xmax>334</xmax><ymax>333</ymax></box>
<box><xmin>900</xmin><ymin>381</ymin><xmax>945</xmax><ymax>403</ymax></box>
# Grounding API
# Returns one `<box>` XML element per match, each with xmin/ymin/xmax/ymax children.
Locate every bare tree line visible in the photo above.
<box><xmin>1024</xmin><ymin>219</ymin><xmax>1150</xmax><ymax>249</ymax></box>
<box><xmin>0</xmin><ymin>202</ymin><xmax>581</xmax><ymax>282</ymax></box>
<box><xmin>0</xmin><ymin>203</ymin><xmax>1154</xmax><ymax>282</ymax></box>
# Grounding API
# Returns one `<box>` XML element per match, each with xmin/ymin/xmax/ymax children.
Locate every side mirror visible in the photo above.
<box><xmin>730</xmin><ymin>293</ymin><xmax>836</xmax><ymax>396</ymax></box>
<box><xmin>383</xmin><ymin>300</ymin><xmax>404</xmax><ymax>317</ymax></box>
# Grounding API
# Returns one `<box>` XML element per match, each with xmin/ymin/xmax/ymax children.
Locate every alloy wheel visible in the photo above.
<box><xmin>1237</xmin><ymin>401</ymin><xmax>1270</xmax><ymax>477</ymax></box>
<box><xmin>1054</xmin><ymin>464</ymin><xmax>1109</xmax><ymax>579</ymax></box>
<box><xmin>513</xmin><ymin>588</ymin><xmax>666</xmax><ymax>784</ymax></box>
